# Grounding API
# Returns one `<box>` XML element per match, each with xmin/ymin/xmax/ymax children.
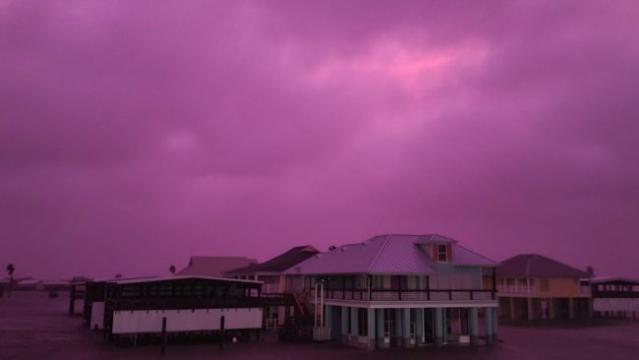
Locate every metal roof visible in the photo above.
<box><xmin>177</xmin><ymin>256</ymin><xmax>257</xmax><ymax>277</ymax></box>
<box><xmin>497</xmin><ymin>254</ymin><xmax>588</xmax><ymax>278</ymax></box>
<box><xmin>224</xmin><ymin>245</ymin><xmax>319</xmax><ymax>275</ymax></box>
<box><xmin>285</xmin><ymin>234</ymin><xmax>497</xmax><ymax>275</ymax></box>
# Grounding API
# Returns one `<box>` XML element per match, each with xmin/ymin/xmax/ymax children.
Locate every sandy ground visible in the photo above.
<box><xmin>1</xmin><ymin>292</ymin><xmax>638</xmax><ymax>360</ymax></box>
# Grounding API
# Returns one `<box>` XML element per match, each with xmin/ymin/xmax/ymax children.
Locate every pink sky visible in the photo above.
<box><xmin>1</xmin><ymin>0</ymin><xmax>638</xmax><ymax>280</ymax></box>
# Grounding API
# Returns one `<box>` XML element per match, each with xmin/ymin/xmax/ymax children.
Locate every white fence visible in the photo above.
<box><xmin>112</xmin><ymin>307</ymin><xmax>263</xmax><ymax>334</ymax></box>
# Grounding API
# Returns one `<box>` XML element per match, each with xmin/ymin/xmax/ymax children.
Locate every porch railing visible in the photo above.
<box><xmin>309</xmin><ymin>288</ymin><xmax>495</xmax><ymax>302</ymax></box>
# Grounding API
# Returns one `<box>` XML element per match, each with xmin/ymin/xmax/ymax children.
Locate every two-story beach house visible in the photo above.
<box><xmin>286</xmin><ymin>234</ymin><xmax>499</xmax><ymax>350</ymax></box>
<box><xmin>496</xmin><ymin>254</ymin><xmax>591</xmax><ymax>321</ymax></box>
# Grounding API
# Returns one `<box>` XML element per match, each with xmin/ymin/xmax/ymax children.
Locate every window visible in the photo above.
<box><xmin>437</xmin><ymin>245</ymin><xmax>449</xmax><ymax>262</ymax></box>
<box><xmin>357</xmin><ymin>308</ymin><xmax>368</xmax><ymax>336</ymax></box>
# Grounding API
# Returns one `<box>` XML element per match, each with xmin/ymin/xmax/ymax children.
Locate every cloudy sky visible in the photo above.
<box><xmin>1</xmin><ymin>0</ymin><xmax>638</xmax><ymax>280</ymax></box>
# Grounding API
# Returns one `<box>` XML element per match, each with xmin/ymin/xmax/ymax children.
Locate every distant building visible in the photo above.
<box><xmin>286</xmin><ymin>234</ymin><xmax>499</xmax><ymax>350</ymax></box>
<box><xmin>14</xmin><ymin>278</ymin><xmax>42</xmax><ymax>291</ymax></box>
<box><xmin>588</xmin><ymin>277</ymin><xmax>639</xmax><ymax>319</ymax></box>
<box><xmin>42</xmin><ymin>281</ymin><xmax>71</xmax><ymax>291</ymax></box>
<box><xmin>177</xmin><ymin>256</ymin><xmax>257</xmax><ymax>277</ymax></box>
<box><xmin>85</xmin><ymin>276</ymin><xmax>263</xmax><ymax>339</ymax></box>
<box><xmin>497</xmin><ymin>254</ymin><xmax>591</xmax><ymax>321</ymax></box>
<box><xmin>224</xmin><ymin>245</ymin><xmax>319</xmax><ymax>328</ymax></box>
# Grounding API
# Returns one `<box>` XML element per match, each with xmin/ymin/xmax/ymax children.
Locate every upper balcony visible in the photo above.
<box><xmin>309</xmin><ymin>287</ymin><xmax>495</xmax><ymax>303</ymax></box>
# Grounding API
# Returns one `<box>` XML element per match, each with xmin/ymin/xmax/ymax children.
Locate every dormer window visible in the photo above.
<box><xmin>437</xmin><ymin>244</ymin><xmax>449</xmax><ymax>262</ymax></box>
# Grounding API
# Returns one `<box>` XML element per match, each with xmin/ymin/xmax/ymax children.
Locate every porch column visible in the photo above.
<box><xmin>492</xmin><ymin>307</ymin><xmax>498</xmax><ymax>339</ymax></box>
<box><xmin>325</xmin><ymin>305</ymin><xmax>332</xmax><ymax>330</ymax></box>
<box><xmin>509</xmin><ymin>297</ymin><xmax>516</xmax><ymax>321</ymax></box>
<box><xmin>415</xmin><ymin>308</ymin><xmax>424</xmax><ymax>344</ymax></box>
<box><xmin>395</xmin><ymin>309</ymin><xmax>403</xmax><ymax>345</ymax></box>
<box><xmin>549</xmin><ymin>298</ymin><xmax>556</xmax><ymax>319</ymax></box>
<box><xmin>435</xmin><ymin>308</ymin><xmax>444</xmax><ymax>346</ymax></box>
<box><xmin>527</xmin><ymin>298</ymin><xmax>534</xmax><ymax>320</ymax></box>
<box><xmin>485</xmin><ymin>307</ymin><xmax>494</xmax><ymax>344</ymax></box>
<box><xmin>351</xmin><ymin>307</ymin><xmax>358</xmax><ymax>337</ymax></box>
<box><xmin>376</xmin><ymin>309</ymin><xmax>385</xmax><ymax>348</ymax></box>
<box><xmin>367</xmin><ymin>308</ymin><xmax>376</xmax><ymax>350</ymax></box>
<box><xmin>341</xmin><ymin>307</ymin><xmax>349</xmax><ymax>342</ymax></box>
<box><xmin>469</xmin><ymin>308</ymin><xmax>479</xmax><ymax>344</ymax></box>
<box><xmin>403</xmin><ymin>308</ymin><xmax>411</xmax><ymax>347</ymax></box>
<box><xmin>443</xmin><ymin>308</ymin><xmax>449</xmax><ymax>344</ymax></box>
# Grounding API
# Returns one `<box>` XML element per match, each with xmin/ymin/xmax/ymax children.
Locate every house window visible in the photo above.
<box><xmin>357</xmin><ymin>308</ymin><xmax>368</xmax><ymax>336</ymax></box>
<box><xmin>437</xmin><ymin>245</ymin><xmax>448</xmax><ymax>262</ymax></box>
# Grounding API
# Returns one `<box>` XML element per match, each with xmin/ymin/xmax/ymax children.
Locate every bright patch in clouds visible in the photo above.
<box><xmin>309</xmin><ymin>39</ymin><xmax>488</xmax><ymax>91</ymax></box>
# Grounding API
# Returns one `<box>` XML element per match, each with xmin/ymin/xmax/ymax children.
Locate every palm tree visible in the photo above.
<box><xmin>6</xmin><ymin>264</ymin><xmax>14</xmax><ymax>279</ymax></box>
<box><xmin>169</xmin><ymin>265</ymin><xmax>176</xmax><ymax>275</ymax></box>
<box><xmin>5</xmin><ymin>264</ymin><xmax>15</xmax><ymax>298</ymax></box>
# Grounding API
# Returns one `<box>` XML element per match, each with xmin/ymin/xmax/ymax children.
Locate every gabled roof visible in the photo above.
<box><xmin>177</xmin><ymin>256</ymin><xmax>257</xmax><ymax>277</ymax></box>
<box><xmin>224</xmin><ymin>245</ymin><xmax>319</xmax><ymax>275</ymax></box>
<box><xmin>285</xmin><ymin>234</ymin><xmax>497</xmax><ymax>276</ymax></box>
<box><xmin>497</xmin><ymin>254</ymin><xmax>588</xmax><ymax>278</ymax></box>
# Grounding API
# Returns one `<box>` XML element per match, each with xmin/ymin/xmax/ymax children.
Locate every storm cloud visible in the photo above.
<box><xmin>1</xmin><ymin>0</ymin><xmax>638</xmax><ymax>279</ymax></box>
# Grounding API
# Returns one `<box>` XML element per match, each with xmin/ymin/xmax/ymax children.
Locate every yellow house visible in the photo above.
<box><xmin>497</xmin><ymin>254</ymin><xmax>591</xmax><ymax>321</ymax></box>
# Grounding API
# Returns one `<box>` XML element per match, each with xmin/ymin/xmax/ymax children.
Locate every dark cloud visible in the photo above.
<box><xmin>1</xmin><ymin>0</ymin><xmax>637</xmax><ymax>279</ymax></box>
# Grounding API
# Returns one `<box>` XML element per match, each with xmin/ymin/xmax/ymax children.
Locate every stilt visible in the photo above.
<box><xmin>569</xmin><ymin>298</ymin><xmax>575</xmax><ymax>319</ymax></box>
<box><xmin>161</xmin><ymin>317</ymin><xmax>167</xmax><ymax>354</ymax></box>
<box><xmin>484</xmin><ymin>308</ymin><xmax>494</xmax><ymax>344</ymax></box>
<box><xmin>341</xmin><ymin>307</ymin><xmax>349</xmax><ymax>343</ymax></box>
<box><xmin>367</xmin><ymin>308</ymin><xmax>375</xmax><ymax>350</ymax></box>
<box><xmin>402</xmin><ymin>308</ymin><xmax>411</xmax><ymax>347</ymax></box>
<box><xmin>469</xmin><ymin>308</ymin><xmax>479</xmax><ymax>344</ymax></box>
<box><xmin>219</xmin><ymin>316</ymin><xmax>225</xmax><ymax>350</ymax></box>
<box><xmin>376</xmin><ymin>309</ymin><xmax>385</xmax><ymax>348</ymax></box>
<box><xmin>527</xmin><ymin>298</ymin><xmax>534</xmax><ymax>320</ymax></box>
<box><xmin>69</xmin><ymin>285</ymin><xmax>76</xmax><ymax>316</ymax></box>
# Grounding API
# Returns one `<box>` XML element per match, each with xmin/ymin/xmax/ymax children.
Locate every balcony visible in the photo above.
<box><xmin>593</xmin><ymin>290</ymin><xmax>639</xmax><ymax>298</ymax></box>
<box><xmin>309</xmin><ymin>288</ymin><xmax>495</xmax><ymax>302</ymax></box>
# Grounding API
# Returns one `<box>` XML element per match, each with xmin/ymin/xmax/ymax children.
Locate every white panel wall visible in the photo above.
<box><xmin>90</xmin><ymin>302</ymin><xmax>105</xmax><ymax>330</ymax></box>
<box><xmin>594</xmin><ymin>298</ymin><xmax>639</xmax><ymax>312</ymax></box>
<box><xmin>112</xmin><ymin>307</ymin><xmax>263</xmax><ymax>334</ymax></box>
